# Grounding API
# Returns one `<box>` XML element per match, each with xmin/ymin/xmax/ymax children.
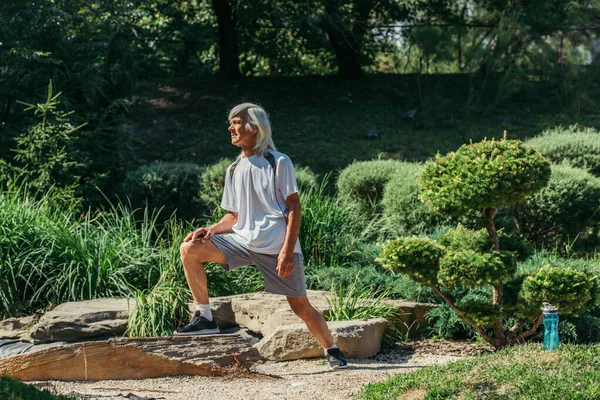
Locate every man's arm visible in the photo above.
<box><xmin>184</xmin><ymin>212</ymin><xmax>238</xmax><ymax>243</ymax></box>
<box><xmin>277</xmin><ymin>193</ymin><xmax>301</xmax><ymax>277</ymax></box>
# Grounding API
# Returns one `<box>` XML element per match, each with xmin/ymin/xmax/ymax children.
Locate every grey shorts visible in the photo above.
<box><xmin>209</xmin><ymin>234</ymin><xmax>307</xmax><ymax>298</ymax></box>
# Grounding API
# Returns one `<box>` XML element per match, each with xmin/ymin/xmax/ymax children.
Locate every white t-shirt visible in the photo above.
<box><xmin>221</xmin><ymin>150</ymin><xmax>302</xmax><ymax>255</ymax></box>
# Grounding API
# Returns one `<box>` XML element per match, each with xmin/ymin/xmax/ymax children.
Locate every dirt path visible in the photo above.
<box><xmin>34</xmin><ymin>342</ymin><xmax>489</xmax><ymax>400</ymax></box>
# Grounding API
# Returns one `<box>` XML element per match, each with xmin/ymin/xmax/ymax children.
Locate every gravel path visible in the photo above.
<box><xmin>33</xmin><ymin>342</ymin><xmax>480</xmax><ymax>400</ymax></box>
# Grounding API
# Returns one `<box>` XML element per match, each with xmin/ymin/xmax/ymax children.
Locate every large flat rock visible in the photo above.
<box><xmin>0</xmin><ymin>316</ymin><xmax>36</xmax><ymax>340</ymax></box>
<box><xmin>29</xmin><ymin>298</ymin><xmax>134</xmax><ymax>344</ymax></box>
<box><xmin>0</xmin><ymin>334</ymin><xmax>261</xmax><ymax>381</ymax></box>
<box><xmin>255</xmin><ymin>318</ymin><xmax>387</xmax><ymax>361</ymax></box>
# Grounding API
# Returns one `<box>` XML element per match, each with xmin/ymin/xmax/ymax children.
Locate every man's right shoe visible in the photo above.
<box><xmin>326</xmin><ymin>348</ymin><xmax>348</xmax><ymax>369</ymax></box>
<box><xmin>174</xmin><ymin>311</ymin><xmax>220</xmax><ymax>336</ymax></box>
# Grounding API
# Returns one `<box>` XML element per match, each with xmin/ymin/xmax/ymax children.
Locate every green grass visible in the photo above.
<box><xmin>357</xmin><ymin>344</ymin><xmax>600</xmax><ymax>399</ymax></box>
<box><xmin>0</xmin><ymin>377</ymin><xmax>77</xmax><ymax>400</ymax></box>
<box><xmin>127</xmin><ymin>75</ymin><xmax>600</xmax><ymax>176</ymax></box>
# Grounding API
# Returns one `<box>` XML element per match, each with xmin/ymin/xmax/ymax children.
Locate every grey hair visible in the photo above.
<box><xmin>228</xmin><ymin>102</ymin><xmax>276</xmax><ymax>157</ymax></box>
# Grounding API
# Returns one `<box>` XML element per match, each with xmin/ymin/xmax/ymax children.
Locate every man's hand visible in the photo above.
<box><xmin>184</xmin><ymin>226</ymin><xmax>215</xmax><ymax>243</ymax></box>
<box><xmin>277</xmin><ymin>251</ymin><xmax>295</xmax><ymax>277</ymax></box>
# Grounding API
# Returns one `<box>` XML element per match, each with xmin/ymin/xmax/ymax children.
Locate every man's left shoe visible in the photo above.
<box><xmin>326</xmin><ymin>348</ymin><xmax>348</xmax><ymax>369</ymax></box>
<box><xmin>173</xmin><ymin>311</ymin><xmax>220</xmax><ymax>336</ymax></box>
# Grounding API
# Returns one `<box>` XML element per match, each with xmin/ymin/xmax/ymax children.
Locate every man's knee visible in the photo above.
<box><xmin>180</xmin><ymin>241</ymin><xmax>204</xmax><ymax>263</ymax></box>
<box><xmin>287</xmin><ymin>297</ymin><xmax>315</xmax><ymax>320</ymax></box>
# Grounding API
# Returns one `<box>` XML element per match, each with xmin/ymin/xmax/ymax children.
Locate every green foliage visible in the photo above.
<box><xmin>199</xmin><ymin>158</ymin><xmax>233</xmax><ymax>210</ymax></box>
<box><xmin>440</xmin><ymin>225</ymin><xmax>533</xmax><ymax>261</ymax></box>
<box><xmin>456</xmin><ymin>297</ymin><xmax>502</xmax><ymax>328</ymax></box>
<box><xmin>294</xmin><ymin>165</ymin><xmax>319</xmax><ymax>191</ymax></box>
<box><xmin>323</xmin><ymin>282</ymin><xmax>404</xmax><ymax>340</ymax></box>
<box><xmin>439</xmin><ymin>225</ymin><xmax>492</xmax><ymax>253</ymax></box>
<box><xmin>438</xmin><ymin>250</ymin><xmax>513</xmax><ymax>287</ymax></box>
<box><xmin>519</xmin><ymin>265</ymin><xmax>595</xmax><ymax>317</ymax></box>
<box><xmin>426</xmin><ymin>303</ymin><xmax>475</xmax><ymax>339</ymax></box>
<box><xmin>0</xmin><ymin>182</ymin><xmax>165</xmax><ymax>318</ymax></box>
<box><xmin>419</xmin><ymin>138</ymin><xmax>551</xmax><ymax>216</ymax></box>
<box><xmin>306</xmin><ymin>263</ymin><xmax>438</xmax><ymax>303</ymax></box>
<box><xmin>127</xmin><ymin>275</ymin><xmax>190</xmax><ymax>338</ymax></box>
<box><xmin>300</xmin><ymin>177</ymin><xmax>364</xmax><ymax>267</ymax></box>
<box><xmin>358</xmin><ymin>344</ymin><xmax>600</xmax><ymax>400</ymax></box>
<box><xmin>526</xmin><ymin>125</ymin><xmax>600</xmax><ymax>177</ymax></box>
<box><xmin>0</xmin><ymin>376</ymin><xmax>76</xmax><ymax>400</ymax></box>
<box><xmin>512</xmin><ymin>163</ymin><xmax>600</xmax><ymax>245</ymax></box>
<box><xmin>378</xmin><ymin>237</ymin><xmax>444</xmax><ymax>286</ymax></box>
<box><xmin>381</xmin><ymin>162</ymin><xmax>442</xmax><ymax>236</ymax></box>
<box><xmin>3</xmin><ymin>82</ymin><xmax>85</xmax><ymax>200</ymax></box>
<box><xmin>337</xmin><ymin>159</ymin><xmax>402</xmax><ymax>216</ymax></box>
<box><xmin>123</xmin><ymin>162</ymin><xmax>205</xmax><ymax>220</ymax></box>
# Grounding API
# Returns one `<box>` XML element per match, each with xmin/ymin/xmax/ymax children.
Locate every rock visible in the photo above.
<box><xmin>0</xmin><ymin>339</ymin><xmax>69</xmax><ymax>358</ymax></box>
<box><xmin>0</xmin><ymin>334</ymin><xmax>261</xmax><ymax>381</ymax></box>
<box><xmin>29</xmin><ymin>298</ymin><xmax>134</xmax><ymax>344</ymax></box>
<box><xmin>385</xmin><ymin>300</ymin><xmax>437</xmax><ymax>337</ymax></box>
<box><xmin>0</xmin><ymin>316</ymin><xmax>36</xmax><ymax>340</ymax></box>
<box><xmin>255</xmin><ymin>318</ymin><xmax>387</xmax><ymax>361</ymax></box>
<box><xmin>230</xmin><ymin>291</ymin><xmax>330</xmax><ymax>336</ymax></box>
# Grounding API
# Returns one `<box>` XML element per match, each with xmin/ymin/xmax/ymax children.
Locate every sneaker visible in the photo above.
<box><xmin>174</xmin><ymin>311</ymin><xmax>220</xmax><ymax>336</ymax></box>
<box><xmin>325</xmin><ymin>348</ymin><xmax>348</xmax><ymax>369</ymax></box>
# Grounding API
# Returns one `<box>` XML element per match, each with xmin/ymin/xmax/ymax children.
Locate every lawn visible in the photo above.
<box><xmin>358</xmin><ymin>343</ymin><xmax>600</xmax><ymax>399</ymax></box>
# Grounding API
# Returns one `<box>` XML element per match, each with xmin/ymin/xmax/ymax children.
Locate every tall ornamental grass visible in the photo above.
<box><xmin>300</xmin><ymin>176</ymin><xmax>365</xmax><ymax>267</ymax></box>
<box><xmin>0</xmin><ymin>182</ymin><xmax>164</xmax><ymax>318</ymax></box>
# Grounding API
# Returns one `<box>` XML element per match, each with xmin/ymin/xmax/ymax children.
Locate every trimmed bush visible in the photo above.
<box><xmin>381</xmin><ymin>162</ymin><xmax>441</xmax><ymax>236</ymax></box>
<box><xmin>378</xmin><ymin>138</ymin><xmax>595</xmax><ymax>349</ymax></box>
<box><xmin>123</xmin><ymin>162</ymin><xmax>205</xmax><ymax>219</ymax></box>
<box><xmin>419</xmin><ymin>138</ymin><xmax>551</xmax><ymax>216</ymax></box>
<box><xmin>512</xmin><ymin>164</ymin><xmax>600</xmax><ymax>245</ymax></box>
<box><xmin>526</xmin><ymin>125</ymin><xmax>600</xmax><ymax>176</ymax></box>
<box><xmin>199</xmin><ymin>158</ymin><xmax>233</xmax><ymax>209</ymax></box>
<box><xmin>377</xmin><ymin>237</ymin><xmax>445</xmax><ymax>286</ymax></box>
<box><xmin>295</xmin><ymin>166</ymin><xmax>319</xmax><ymax>191</ymax></box>
<box><xmin>337</xmin><ymin>159</ymin><xmax>402</xmax><ymax>216</ymax></box>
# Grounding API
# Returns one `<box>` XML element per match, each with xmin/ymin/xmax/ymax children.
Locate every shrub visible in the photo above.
<box><xmin>512</xmin><ymin>163</ymin><xmax>600</xmax><ymax>245</ymax></box>
<box><xmin>379</xmin><ymin>138</ymin><xmax>598</xmax><ymax>349</ymax></box>
<box><xmin>305</xmin><ymin>263</ymin><xmax>438</xmax><ymax>303</ymax></box>
<box><xmin>526</xmin><ymin>125</ymin><xmax>600</xmax><ymax>177</ymax></box>
<box><xmin>381</xmin><ymin>162</ymin><xmax>441</xmax><ymax>236</ymax></box>
<box><xmin>3</xmin><ymin>82</ymin><xmax>85</xmax><ymax>203</ymax></box>
<box><xmin>123</xmin><ymin>162</ymin><xmax>205</xmax><ymax>220</ymax></box>
<box><xmin>337</xmin><ymin>159</ymin><xmax>402</xmax><ymax>216</ymax></box>
<box><xmin>419</xmin><ymin>137</ymin><xmax>551</xmax><ymax>217</ymax></box>
<box><xmin>295</xmin><ymin>165</ymin><xmax>319</xmax><ymax>191</ymax></box>
<box><xmin>199</xmin><ymin>158</ymin><xmax>233</xmax><ymax>210</ymax></box>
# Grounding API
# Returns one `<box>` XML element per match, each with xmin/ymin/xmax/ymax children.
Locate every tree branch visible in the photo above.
<box><xmin>508</xmin><ymin>313</ymin><xmax>544</xmax><ymax>345</ymax></box>
<box><xmin>431</xmin><ymin>285</ymin><xmax>502</xmax><ymax>348</ymax></box>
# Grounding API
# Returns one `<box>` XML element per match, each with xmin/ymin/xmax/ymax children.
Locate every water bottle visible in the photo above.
<box><xmin>542</xmin><ymin>302</ymin><xmax>559</xmax><ymax>350</ymax></box>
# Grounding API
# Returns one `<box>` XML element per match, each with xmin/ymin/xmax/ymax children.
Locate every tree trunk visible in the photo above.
<box><xmin>481</xmin><ymin>207</ymin><xmax>506</xmax><ymax>344</ymax></box>
<box><xmin>323</xmin><ymin>0</ymin><xmax>374</xmax><ymax>78</ymax></box>
<box><xmin>211</xmin><ymin>0</ymin><xmax>241</xmax><ymax>78</ymax></box>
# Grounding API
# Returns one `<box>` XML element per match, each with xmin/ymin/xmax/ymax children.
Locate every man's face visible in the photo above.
<box><xmin>228</xmin><ymin>112</ymin><xmax>256</xmax><ymax>149</ymax></box>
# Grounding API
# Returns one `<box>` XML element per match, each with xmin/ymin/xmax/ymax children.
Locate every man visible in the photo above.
<box><xmin>176</xmin><ymin>103</ymin><xmax>348</xmax><ymax>369</ymax></box>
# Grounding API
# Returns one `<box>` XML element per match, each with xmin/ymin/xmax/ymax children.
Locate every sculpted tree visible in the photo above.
<box><xmin>378</xmin><ymin>137</ymin><xmax>598</xmax><ymax>348</ymax></box>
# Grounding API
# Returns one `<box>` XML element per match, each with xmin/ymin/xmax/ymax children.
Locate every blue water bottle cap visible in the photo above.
<box><xmin>543</xmin><ymin>302</ymin><xmax>558</xmax><ymax>314</ymax></box>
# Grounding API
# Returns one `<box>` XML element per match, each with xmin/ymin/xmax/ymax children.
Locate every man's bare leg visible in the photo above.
<box><xmin>179</xmin><ymin>239</ymin><xmax>227</xmax><ymax>306</ymax></box>
<box><xmin>287</xmin><ymin>296</ymin><xmax>334</xmax><ymax>348</ymax></box>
